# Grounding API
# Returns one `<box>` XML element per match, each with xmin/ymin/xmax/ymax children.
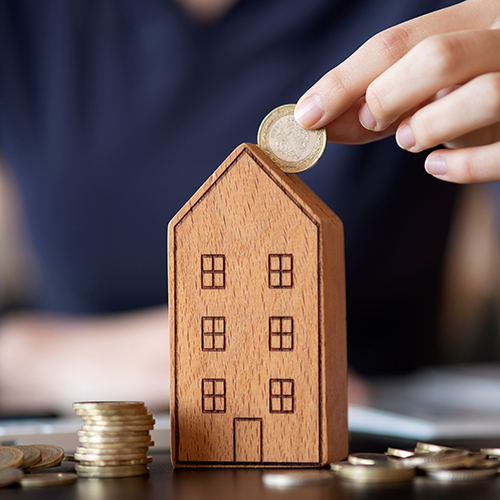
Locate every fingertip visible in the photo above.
<box><xmin>359</xmin><ymin>102</ymin><xmax>377</xmax><ymax>130</ymax></box>
<box><xmin>295</xmin><ymin>94</ymin><xmax>324</xmax><ymax>129</ymax></box>
<box><xmin>425</xmin><ymin>154</ymin><xmax>447</xmax><ymax>176</ymax></box>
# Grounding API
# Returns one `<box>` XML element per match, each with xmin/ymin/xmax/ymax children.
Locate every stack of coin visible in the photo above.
<box><xmin>73</xmin><ymin>401</ymin><xmax>154</xmax><ymax>478</ymax></box>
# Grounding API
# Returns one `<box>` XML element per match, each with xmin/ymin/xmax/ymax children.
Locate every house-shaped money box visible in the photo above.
<box><xmin>168</xmin><ymin>143</ymin><xmax>347</xmax><ymax>467</ymax></box>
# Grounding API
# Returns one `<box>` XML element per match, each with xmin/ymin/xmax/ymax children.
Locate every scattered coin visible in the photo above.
<box><xmin>0</xmin><ymin>468</ymin><xmax>24</xmax><ymax>488</ymax></box>
<box><xmin>21</xmin><ymin>472</ymin><xmax>78</xmax><ymax>487</ymax></box>
<box><xmin>425</xmin><ymin>469</ymin><xmax>498</xmax><ymax>481</ymax></box>
<box><xmin>417</xmin><ymin>450</ymin><xmax>471</xmax><ymax>470</ymax></box>
<box><xmin>63</xmin><ymin>455</ymin><xmax>78</xmax><ymax>463</ymax></box>
<box><xmin>257</xmin><ymin>104</ymin><xmax>327</xmax><ymax>174</ymax></box>
<box><xmin>415</xmin><ymin>442</ymin><xmax>454</xmax><ymax>454</ymax></box>
<box><xmin>75</xmin><ymin>464</ymin><xmax>149</xmax><ymax>478</ymax></box>
<box><xmin>330</xmin><ymin>462</ymin><xmax>348</xmax><ymax>472</ymax></box>
<box><xmin>0</xmin><ymin>446</ymin><xmax>24</xmax><ymax>469</ymax></box>
<box><xmin>335</xmin><ymin>463</ymin><xmax>416</xmax><ymax>483</ymax></box>
<box><xmin>348</xmin><ymin>453</ymin><xmax>392</xmax><ymax>466</ymax></box>
<box><xmin>26</xmin><ymin>445</ymin><xmax>65</xmax><ymax>472</ymax></box>
<box><xmin>333</xmin><ymin>442</ymin><xmax>500</xmax><ymax>486</ymax></box>
<box><xmin>394</xmin><ymin>449</ymin><xmax>468</xmax><ymax>469</ymax></box>
<box><xmin>263</xmin><ymin>470</ymin><xmax>334</xmax><ymax>487</ymax></box>
<box><xmin>386</xmin><ymin>448</ymin><xmax>415</xmax><ymax>458</ymax></box>
<box><xmin>15</xmin><ymin>445</ymin><xmax>42</xmax><ymax>469</ymax></box>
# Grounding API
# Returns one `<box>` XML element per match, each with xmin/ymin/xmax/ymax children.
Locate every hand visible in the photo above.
<box><xmin>0</xmin><ymin>306</ymin><xmax>169</xmax><ymax>415</ymax></box>
<box><xmin>294</xmin><ymin>0</ymin><xmax>500</xmax><ymax>184</ymax></box>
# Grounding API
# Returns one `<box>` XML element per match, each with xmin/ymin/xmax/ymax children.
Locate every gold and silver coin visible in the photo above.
<box><xmin>0</xmin><ymin>468</ymin><xmax>24</xmax><ymax>488</ymax></box>
<box><xmin>0</xmin><ymin>446</ymin><xmax>24</xmax><ymax>469</ymax></box>
<box><xmin>16</xmin><ymin>445</ymin><xmax>42</xmax><ymax>469</ymax></box>
<box><xmin>21</xmin><ymin>472</ymin><xmax>78</xmax><ymax>487</ymax></box>
<box><xmin>26</xmin><ymin>445</ymin><xmax>65</xmax><ymax>472</ymax></box>
<box><xmin>257</xmin><ymin>104</ymin><xmax>327</xmax><ymax>174</ymax></box>
<box><xmin>263</xmin><ymin>470</ymin><xmax>334</xmax><ymax>487</ymax></box>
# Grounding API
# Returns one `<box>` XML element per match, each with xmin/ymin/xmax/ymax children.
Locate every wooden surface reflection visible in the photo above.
<box><xmin>3</xmin><ymin>435</ymin><xmax>500</xmax><ymax>499</ymax></box>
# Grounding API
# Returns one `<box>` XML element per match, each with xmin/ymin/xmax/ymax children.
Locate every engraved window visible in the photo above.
<box><xmin>202</xmin><ymin>379</ymin><xmax>226</xmax><ymax>413</ymax></box>
<box><xmin>269</xmin><ymin>379</ymin><xmax>294</xmax><ymax>414</ymax></box>
<box><xmin>268</xmin><ymin>254</ymin><xmax>293</xmax><ymax>288</ymax></box>
<box><xmin>202</xmin><ymin>317</ymin><xmax>226</xmax><ymax>351</ymax></box>
<box><xmin>269</xmin><ymin>317</ymin><xmax>293</xmax><ymax>351</ymax></box>
<box><xmin>201</xmin><ymin>255</ymin><xmax>225</xmax><ymax>289</ymax></box>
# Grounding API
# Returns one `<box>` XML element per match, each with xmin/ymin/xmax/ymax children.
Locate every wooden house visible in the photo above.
<box><xmin>168</xmin><ymin>143</ymin><xmax>347</xmax><ymax>467</ymax></box>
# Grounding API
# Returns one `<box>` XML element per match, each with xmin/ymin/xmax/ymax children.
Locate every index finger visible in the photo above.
<box><xmin>294</xmin><ymin>0</ymin><xmax>490</xmax><ymax>129</ymax></box>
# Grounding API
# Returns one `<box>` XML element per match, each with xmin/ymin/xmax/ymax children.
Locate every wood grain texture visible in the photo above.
<box><xmin>168</xmin><ymin>143</ymin><xmax>347</xmax><ymax>467</ymax></box>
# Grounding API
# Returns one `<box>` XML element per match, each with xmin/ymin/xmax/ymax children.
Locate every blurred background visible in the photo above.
<box><xmin>0</xmin><ymin>1</ymin><xmax>499</xmax><ymax>444</ymax></box>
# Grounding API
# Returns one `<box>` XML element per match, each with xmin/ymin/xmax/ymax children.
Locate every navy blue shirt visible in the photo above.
<box><xmin>0</xmin><ymin>0</ymin><xmax>459</xmax><ymax>374</ymax></box>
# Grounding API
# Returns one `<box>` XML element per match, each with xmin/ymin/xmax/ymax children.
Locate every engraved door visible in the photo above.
<box><xmin>233</xmin><ymin>418</ymin><xmax>262</xmax><ymax>463</ymax></box>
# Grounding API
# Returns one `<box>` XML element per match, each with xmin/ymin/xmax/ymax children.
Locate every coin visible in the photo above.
<box><xmin>78</xmin><ymin>435</ymin><xmax>153</xmax><ymax>444</ymax></box>
<box><xmin>63</xmin><ymin>455</ymin><xmax>78</xmax><ymax>463</ymax></box>
<box><xmin>0</xmin><ymin>468</ymin><xmax>24</xmax><ymax>488</ymax></box>
<box><xmin>26</xmin><ymin>445</ymin><xmax>64</xmax><ymax>472</ymax></box>
<box><xmin>257</xmin><ymin>104</ymin><xmax>327</xmax><ymax>173</ymax></box>
<box><xmin>74</xmin><ymin>451</ymin><xmax>148</xmax><ymax>462</ymax></box>
<box><xmin>78</xmin><ymin>429</ymin><xmax>150</xmax><ymax>437</ymax></box>
<box><xmin>81</xmin><ymin>414</ymin><xmax>154</xmax><ymax>423</ymax></box>
<box><xmin>263</xmin><ymin>470</ymin><xmax>334</xmax><ymax>487</ymax></box>
<box><xmin>336</xmin><ymin>464</ymin><xmax>416</xmax><ymax>483</ymax></box>
<box><xmin>0</xmin><ymin>446</ymin><xmax>24</xmax><ymax>469</ymax></box>
<box><xmin>426</xmin><ymin>468</ymin><xmax>498</xmax><ymax>481</ymax></box>
<box><xmin>15</xmin><ymin>445</ymin><xmax>42</xmax><ymax>469</ymax></box>
<box><xmin>76</xmin><ymin>446</ymin><xmax>150</xmax><ymax>455</ymax></box>
<box><xmin>396</xmin><ymin>449</ymin><xmax>467</xmax><ymax>469</ymax></box>
<box><xmin>415</xmin><ymin>442</ymin><xmax>453</xmax><ymax>454</ymax></box>
<box><xmin>417</xmin><ymin>450</ymin><xmax>471</xmax><ymax>470</ymax></box>
<box><xmin>77</xmin><ymin>456</ymin><xmax>152</xmax><ymax>467</ymax></box>
<box><xmin>386</xmin><ymin>448</ymin><xmax>414</xmax><ymax>458</ymax></box>
<box><xmin>348</xmin><ymin>453</ymin><xmax>397</xmax><ymax>466</ymax></box>
<box><xmin>78</xmin><ymin>441</ymin><xmax>154</xmax><ymax>449</ymax></box>
<box><xmin>76</xmin><ymin>408</ymin><xmax>148</xmax><ymax>417</ymax></box>
<box><xmin>73</xmin><ymin>401</ymin><xmax>145</xmax><ymax>411</ymax></box>
<box><xmin>81</xmin><ymin>423</ymin><xmax>154</xmax><ymax>432</ymax></box>
<box><xmin>330</xmin><ymin>462</ymin><xmax>348</xmax><ymax>472</ymax></box>
<box><xmin>21</xmin><ymin>472</ymin><xmax>78</xmax><ymax>487</ymax></box>
<box><xmin>75</xmin><ymin>464</ymin><xmax>149</xmax><ymax>478</ymax></box>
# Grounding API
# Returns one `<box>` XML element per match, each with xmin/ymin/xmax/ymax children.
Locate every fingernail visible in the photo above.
<box><xmin>359</xmin><ymin>103</ymin><xmax>377</xmax><ymax>130</ymax></box>
<box><xmin>396</xmin><ymin>124</ymin><xmax>416</xmax><ymax>150</ymax></box>
<box><xmin>295</xmin><ymin>95</ymin><xmax>324</xmax><ymax>128</ymax></box>
<box><xmin>425</xmin><ymin>155</ymin><xmax>447</xmax><ymax>175</ymax></box>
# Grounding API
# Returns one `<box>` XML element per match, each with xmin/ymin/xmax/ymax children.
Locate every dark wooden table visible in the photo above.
<box><xmin>3</xmin><ymin>433</ymin><xmax>500</xmax><ymax>499</ymax></box>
